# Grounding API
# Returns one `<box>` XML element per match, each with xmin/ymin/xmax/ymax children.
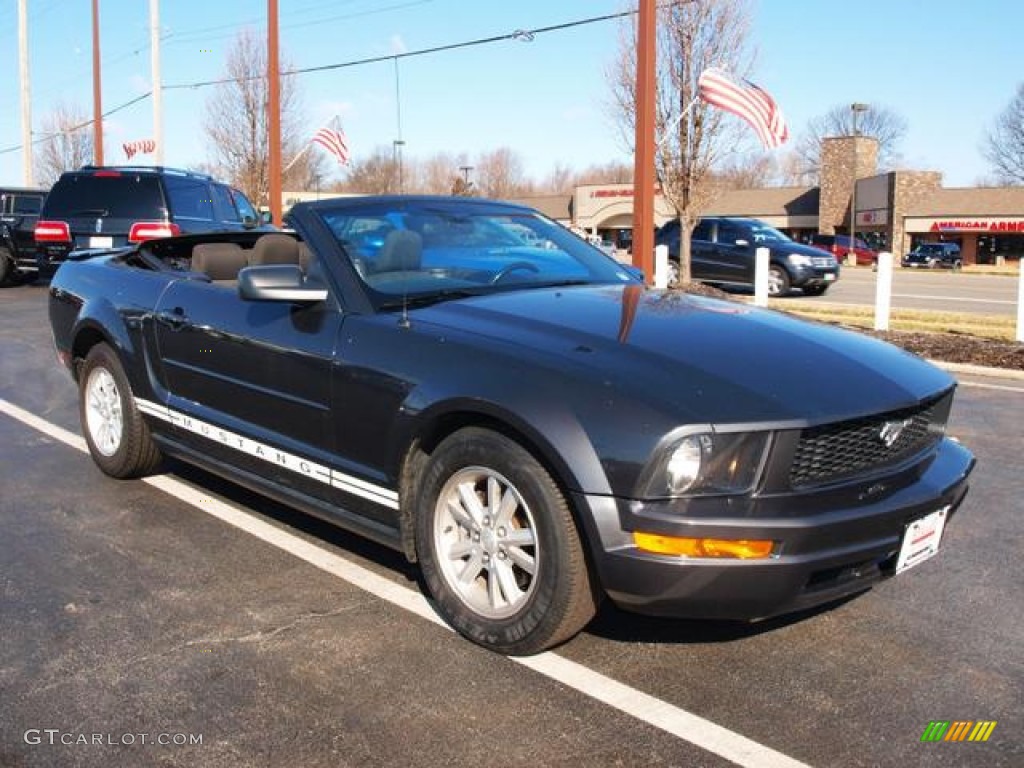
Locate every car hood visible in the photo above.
<box><xmin>768</xmin><ymin>241</ymin><xmax>837</xmax><ymax>260</ymax></box>
<box><xmin>412</xmin><ymin>284</ymin><xmax>952</xmax><ymax>426</ymax></box>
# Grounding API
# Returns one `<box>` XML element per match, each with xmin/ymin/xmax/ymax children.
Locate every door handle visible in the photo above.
<box><xmin>157</xmin><ymin>307</ymin><xmax>189</xmax><ymax>330</ymax></box>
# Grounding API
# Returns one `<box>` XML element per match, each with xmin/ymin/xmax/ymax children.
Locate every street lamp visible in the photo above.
<box><xmin>849</xmin><ymin>102</ymin><xmax>869</xmax><ymax>261</ymax></box>
<box><xmin>392</xmin><ymin>139</ymin><xmax>406</xmax><ymax>193</ymax></box>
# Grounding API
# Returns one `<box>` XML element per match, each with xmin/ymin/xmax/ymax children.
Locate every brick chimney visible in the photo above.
<box><xmin>818</xmin><ymin>136</ymin><xmax>879</xmax><ymax>234</ymax></box>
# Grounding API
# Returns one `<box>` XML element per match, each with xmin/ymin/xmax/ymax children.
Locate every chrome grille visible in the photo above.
<box><xmin>811</xmin><ymin>256</ymin><xmax>835</xmax><ymax>268</ymax></box>
<box><xmin>789</xmin><ymin>395</ymin><xmax>948</xmax><ymax>488</ymax></box>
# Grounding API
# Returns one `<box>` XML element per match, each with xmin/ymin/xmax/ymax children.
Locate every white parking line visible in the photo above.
<box><xmin>0</xmin><ymin>397</ymin><xmax>812</xmax><ymax>768</ymax></box>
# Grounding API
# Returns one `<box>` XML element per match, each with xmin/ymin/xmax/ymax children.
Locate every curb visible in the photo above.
<box><xmin>927</xmin><ymin>360</ymin><xmax>1024</xmax><ymax>381</ymax></box>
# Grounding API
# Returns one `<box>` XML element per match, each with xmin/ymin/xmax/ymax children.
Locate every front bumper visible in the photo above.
<box><xmin>790</xmin><ymin>264</ymin><xmax>839</xmax><ymax>287</ymax></box>
<box><xmin>574</xmin><ymin>437</ymin><xmax>974</xmax><ymax>621</ymax></box>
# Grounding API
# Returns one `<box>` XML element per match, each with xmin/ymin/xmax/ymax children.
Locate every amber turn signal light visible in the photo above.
<box><xmin>633</xmin><ymin>532</ymin><xmax>775</xmax><ymax>559</ymax></box>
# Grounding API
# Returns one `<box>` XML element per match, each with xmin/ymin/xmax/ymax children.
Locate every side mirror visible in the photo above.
<box><xmin>237</xmin><ymin>264</ymin><xmax>327</xmax><ymax>303</ymax></box>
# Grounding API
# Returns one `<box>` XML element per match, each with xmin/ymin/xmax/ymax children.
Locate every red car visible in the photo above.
<box><xmin>810</xmin><ymin>234</ymin><xmax>878</xmax><ymax>266</ymax></box>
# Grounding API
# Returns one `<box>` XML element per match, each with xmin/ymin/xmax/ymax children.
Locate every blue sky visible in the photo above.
<box><xmin>1</xmin><ymin>0</ymin><xmax>1021</xmax><ymax>188</ymax></box>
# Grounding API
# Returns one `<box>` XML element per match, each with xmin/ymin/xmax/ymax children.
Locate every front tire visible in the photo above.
<box><xmin>767</xmin><ymin>265</ymin><xmax>791</xmax><ymax>296</ymax></box>
<box><xmin>415</xmin><ymin>427</ymin><xmax>596</xmax><ymax>655</ymax></box>
<box><xmin>79</xmin><ymin>343</ymin><xmax>162</xmax><ymax>478</ymax></box>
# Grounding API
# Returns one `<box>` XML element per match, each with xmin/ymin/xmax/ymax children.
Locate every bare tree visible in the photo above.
<box><xmin>982</xmin><ymin>83</ymin><xmax>1024</xmax><ymax>184</ymax></box>
<box><xmin>475</xmin><ymin>148</ymin><xmax>533</xmax><ymax>199</ymax></box>
<box><xmin>339</xmin><ymin>146</ymin><xmax>398</xmax><ymax>194</ymax></box>
<box><xmin>203</xmin><ymin>28</ymin><xmax>326</xmax><ymax>208</ymax></box>
<box><xmin>792</xmin><ymin>104</ymin><xmax>907</xmax><ymax>184</ymax></box>
<box><xmin>416</xmin><ymin>151</ymin><xmax>471</xmax><ymax>194</ymax></box>
<box><xmin>608</xmin><ymin>0</ymin><xmax>756</xmax><ymax>284</ymax></box>
<box><xmin>34</xmin><ymin>103</ymin><xmax>94</xmax><ymax>186</ymax></box>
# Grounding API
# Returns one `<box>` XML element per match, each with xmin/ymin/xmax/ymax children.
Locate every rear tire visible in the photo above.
<box><xmin>414</xmin><ymin>427</ymin><xmax>597</xmax><ymax>655</ymax></box>
<box><xmin>79</xmin><ymin>343</ymin><xmax>162</xmax><ymax>478</ymax></box>
<box><xmin>0</xmin><ymin>247</ymin><xmax>14</xmax><ymax>287</ymax></box>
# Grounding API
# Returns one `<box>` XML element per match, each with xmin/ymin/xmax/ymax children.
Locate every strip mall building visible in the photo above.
<box><xmin>519</xmin><ymin>136</ymin><xmax>1024</xmax><ymax>266</ymax></box>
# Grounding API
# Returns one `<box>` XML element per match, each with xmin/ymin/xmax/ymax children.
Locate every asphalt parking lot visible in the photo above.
<box><xmin>1</xmin><ymin>280</ymin><xmax>1021</xmax><ymax>768</ymax></box>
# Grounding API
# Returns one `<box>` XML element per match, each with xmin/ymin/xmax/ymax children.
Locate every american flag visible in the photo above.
<box><xmin>123</xmin><ymin>139</ymin><xmax>156</xmax><ymax>160</ymax></box>
<box><xmin>312</xmin><ymin>124</ymin><xmax>350</xmax><ymax>165</ymax></box>
<box><xmin>697</xmin><ymin>69</ymin><xmax>789</xmax><ymax>149</ymax></box>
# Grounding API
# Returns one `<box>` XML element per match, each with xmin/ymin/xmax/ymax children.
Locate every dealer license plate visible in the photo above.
<box><xmin>89</xmin><ymin>236</ymin><xmax>113</xmax><ymax>248</ymax></box>
<box><xmin>895</xmin><ymin>506</ymin><xmax>949</xmax><ymax>574</ymax></box>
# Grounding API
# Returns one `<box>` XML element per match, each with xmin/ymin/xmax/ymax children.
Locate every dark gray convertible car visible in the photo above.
<box><xmin>48</xmin><ymin>195</ymin><xmax>975</xmax><ymax>655</ymax></box>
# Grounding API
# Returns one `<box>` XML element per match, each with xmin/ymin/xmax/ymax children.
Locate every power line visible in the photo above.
<box><xmin>2</xmin><ymin>6</ymin><xmax>640</xmax><ymax>158</ymax></box>
<box><xmin>165</xmin><ymin>8</ymin><xmax>635</xmax><ymax>91</ymax></box>
<box><xmin>0</xmin><ymin>92</ymin><xmax>152</xmax><ymax>156</ymax></box>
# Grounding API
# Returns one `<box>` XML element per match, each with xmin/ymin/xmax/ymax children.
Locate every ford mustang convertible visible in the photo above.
<box><xmin>48</xmin><ymin>195</ymin><xmax>975</xmax><ymax>655</ymax></box>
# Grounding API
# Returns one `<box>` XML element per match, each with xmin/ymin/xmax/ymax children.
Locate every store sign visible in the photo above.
<box><xmin>929</xmin><ymin>219</ymin><xmax>1024</xmax><ymax>232</ymax></box>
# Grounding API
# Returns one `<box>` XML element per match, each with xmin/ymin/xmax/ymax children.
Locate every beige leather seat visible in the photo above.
<box><xmin>191</xmin><ymin>242</ymin><xmax>248</xmax><ymax>283</ymax></box>
<box><xmin>250</xmin><ymin>233</ymin><xmax>300</xmax><ymax>266</ymax></box>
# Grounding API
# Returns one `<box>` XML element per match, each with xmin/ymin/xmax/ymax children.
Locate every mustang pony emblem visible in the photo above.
<box><xmin>879</xmin><ymin>418</ymin><xmax>913</xmax><ymax>448</ymax></box>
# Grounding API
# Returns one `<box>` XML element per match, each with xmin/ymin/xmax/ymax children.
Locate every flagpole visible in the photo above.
<box><xmin>656</xmin><ymin>94</ymin><xmax>700</xmax><ymax>148</ymax></box>
<box><xmin>282</xmin><ymin>142</ymin><xmax>310</xmax><ymax>174</ymax></box>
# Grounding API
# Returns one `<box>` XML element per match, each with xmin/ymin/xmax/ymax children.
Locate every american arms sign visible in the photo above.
<box><xmin>905</xmin><ymin>217</ymin><xmax>1024</xmax><ymax>233</ymax></box>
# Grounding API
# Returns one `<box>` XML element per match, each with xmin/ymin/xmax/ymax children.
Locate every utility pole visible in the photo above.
<box><xmin>150</xmin><ymin>0</ymin><xmax>163</xmax><ymax>165</ymax></box>
<box><xmin>91</xmin><ymin>0</ymin><xmax>104</xmax><ymax>165</ymax></box>
<box><xmin>631</xmin><ymin>0</ymin><xmax>656</xmax><ymax>284</ymax></box>
<box><xmin>267</xmin><ymin>0</ymin><xmax>282</xmax><ymax>226</ymax></box>
<box><xmin>18</xmin><ymin>0</ymin><xmax>32</xmax><ymax>186</ymax></box>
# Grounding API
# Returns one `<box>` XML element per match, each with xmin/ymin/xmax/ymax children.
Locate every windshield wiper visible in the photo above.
<box><xmin>379</xmin><ymin>288</ymin><xmax>488</xmax><ymax>309</ymax></box>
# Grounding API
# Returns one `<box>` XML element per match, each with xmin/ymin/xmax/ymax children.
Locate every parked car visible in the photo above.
<box><xmin>49</xmin><ymin>195</ymin><xmax>974</xmax><ymax>655</ymax></box>
<box><xmin>809</xmin><ymin>233</ymin><xmax>879</xmax><ymax>266</ymax></box>
<box><xmin>0</xmin><ymin>186</ymin><xmax>46</xmax><ymax>285</ymax></box>
<box><xmin>34</xmin><ymin>165</ymin><xmax>270</xmax><ymax>275</ymax></box>
<box><xmin>902</xmin><ymin>242</ymin><xmax>963</xmax><ymax>269</ymax></box>
<box><xmin>656</xmin><ymin>216</ymin><xmax>840</xmax><ymax>296</ymax></box>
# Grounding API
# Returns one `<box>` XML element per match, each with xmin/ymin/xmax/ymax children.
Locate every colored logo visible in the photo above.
<box><xmin>920</xmin><ymin>721</ymin><xmax>997</xmax><ymax>742</ymax></box>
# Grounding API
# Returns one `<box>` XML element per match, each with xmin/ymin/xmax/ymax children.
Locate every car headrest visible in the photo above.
<box><xmin>375</xmin><ymin>230</ymin><xmax>422</xmax><ymax>273</ymax></box>
<box><xmin>191</xmin><ymin>242</ymin><xmax>248</xmax><ymax>281</ymax></box>
<box><xmin>250</xmin><ymin>233</ymin><xmax>300</xmax><ymax>266</ymax></box>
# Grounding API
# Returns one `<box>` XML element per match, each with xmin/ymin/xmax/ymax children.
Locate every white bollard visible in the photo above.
<box><xmin>875</xmin><ymin>251</ymin><xmax>893</xmax><ymax>331</ymax></box>
<box><xmin>753</xmin><ymin>247</ymin><xmax>770</xmax><ymax>307</ymax></box>
<box><xmin>1017</xmin><ymin>258</ymin><xmax>1024</xmax><ymax>342</ymax></box>
<box><xmin>654</xmin><ymin>244</ymin><xmax>669</xmax><ymax>289</ymax></box>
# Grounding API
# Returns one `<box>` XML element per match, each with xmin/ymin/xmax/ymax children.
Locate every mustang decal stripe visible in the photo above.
<box><xmin>135</xmin><ymin>398</ymin><xmax>399</xmax><ymax>510</ymax></box>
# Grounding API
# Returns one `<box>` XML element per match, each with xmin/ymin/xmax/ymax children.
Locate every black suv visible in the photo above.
<box><xmin>656</xmin><ymin>216</ymin><xmax>840</xmax><ymax>296</ymax></box>
<box><xmin>34</xmin><ymin>166</ymin><xmax>269</xmax><ymax>273</ymax></box>
<box><xmin>0</xmin><ymin>186</ymin><xmax>46</xmax><ymax>285</ymax></box>
<box><xmin>901</xmin><ymin>242</ymin><xmax>962</xmax><ymax>269</ymax></box>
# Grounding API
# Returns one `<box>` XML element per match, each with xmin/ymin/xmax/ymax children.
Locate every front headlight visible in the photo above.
<box><xmin>789</xmin><ymin>253</ymin><xmax>813</xmax><ymax>267</ymax></box>
<box><xmin>637</xmin><ymin>430</ymin><xmax>771</xmax><ymax>498</ymax></box>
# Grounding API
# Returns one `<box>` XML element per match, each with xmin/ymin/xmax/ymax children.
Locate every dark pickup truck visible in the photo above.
<box><xmin>47</xmin><ymin>195</ymin><xmax>974</xmax><ymax>655</ymax></box>
<box><xmin>0</xmin><ymin>186</ymin><xmax>46</xmax><ymax>285</ymax></box>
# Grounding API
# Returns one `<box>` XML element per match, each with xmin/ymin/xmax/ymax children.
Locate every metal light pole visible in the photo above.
<box><xmin>150</xmin><ymin>0</ymin><xmax>163</xmax><ymax>165</ymax></box>
<box><xmin>392</xmin><ymin>139</ymin><xmax>406</xmax><ymax>193</ymax></box>
<box><xmin>849</xmin><ymin>102</ymin><xmax>869</xmax><ymax>261</ymax></box>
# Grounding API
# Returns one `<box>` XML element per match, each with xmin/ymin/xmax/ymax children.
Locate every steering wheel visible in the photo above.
<box><xmin>491</xmin><ymin>261</ymin><xmax>540</xmax><ymax>284</ymax></box>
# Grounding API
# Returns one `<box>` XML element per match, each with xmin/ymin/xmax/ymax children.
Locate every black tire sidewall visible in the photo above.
<box><xmin>79</xmin><ymin>343</ymin><xmax>157</xmax><ymax>478</ymax></box>
<box><xmin>415</xmin><ymin>428</ymin><xmax>581</xmax><ymax>654</ymax></box>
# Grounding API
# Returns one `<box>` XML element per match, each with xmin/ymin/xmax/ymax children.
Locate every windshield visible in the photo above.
<box><xmin>747</xmin><ymin>222</ymin><xmax>792</xmax><ymax>244</ymax></box>
<box><xmin>315</xmin><ymin>199</ymin><xmax>639</xmax><ymax>305</ymax></box>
